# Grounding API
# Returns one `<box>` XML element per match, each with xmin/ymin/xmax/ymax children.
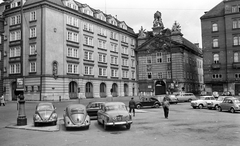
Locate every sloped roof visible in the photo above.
<box><xmin>25</xmin><ymin>0</ymin><xmax>64</xmax><ymax>6</ymax></box>
<box><xmin>200</xmin><ymin>1</ymin><xmax>224</xmax><ymax>19</ymax></box>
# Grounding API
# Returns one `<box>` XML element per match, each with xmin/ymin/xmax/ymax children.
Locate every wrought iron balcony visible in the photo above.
<box><xmin>211</xmin><ymin>63</ymin><xmax>221</xmax><ymax>70</ymax></box>
<box><xmin>232</xmin><ymin>62</ymin><xmax>240</xmax><ymax>69</ymax></box>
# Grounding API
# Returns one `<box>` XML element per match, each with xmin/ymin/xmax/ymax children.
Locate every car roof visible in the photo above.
<box><xmin>37</xmin><ymin>102</ymin><xmax>53</xmax><ymax>106</ymax></box>
<box><xmin>223</xmin><ymin>97</ymin><xmax>237</xmax><ymax>100</ymax></box>
<box><xmin>104</xmin><ymin>102</ymin><xmax>125</xmax><ymax>106</ymax></box>
<box><xmin>88</xmin><ymin>101</ymin><xmax>105</xmax><ymax>104</ymax></box>
<box><xmin>67</xmin><ymin>104</ymin><xmax>86</xmax><ymax>110</ymax></box>
<box><xmin>200</xmin><ymin>96</ymin><xmax>214</xmax><ymax>97</ymax></box>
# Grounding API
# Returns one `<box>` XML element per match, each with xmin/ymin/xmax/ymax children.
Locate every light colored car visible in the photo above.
<box><xmin>191</xmin><ymin>96</ymin><xmax>216</xmax><ymax>109</ymax></box>
<box><xmin>97</xmin><ymin>102</ymin><xmax>132</xmax><ymax>130</ymax></box>
<box><xmin>175</xmin><ymin>93</ymin><xmax>197</xmax><ymax>102</ymax></box>
<box><xmin>33</xmin><ymin>102</ymin><xmax>58</xmax><ymax>126</ymax></box>
<box><xmin>63</xmin><ymin>104</ymin><xmax>90</xmax><ymax>130</ymax></box>
<box><xmin>206</xmin><ymin>96</ymin><xmax>233</xmax><ymax>110</ymax></box>
<box><xmin>218</xmin><ymin>97</ymin><xmax>240</xmax><ymax>113</ymax></box>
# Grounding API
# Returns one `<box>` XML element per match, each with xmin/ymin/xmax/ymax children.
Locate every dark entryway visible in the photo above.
<box><xmin>69</xmin><ymin>81</ymin><xmax>78</xmax><ymax>99</ymax></box>
<box><xmin>155</xmin><ymin>80</ymin><xmax>166</xmax><ymax>95</ymax></box>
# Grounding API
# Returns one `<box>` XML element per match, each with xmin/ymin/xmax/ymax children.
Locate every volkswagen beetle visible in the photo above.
<box><xmin>63</xmin><ymin>104</ymin><xmax>90</xmax><ymax>130</ymax></box>
<box><xmin>33</xmin><ymin>102</ymin><xmax>58</xmax><ymax>126</ymax></box>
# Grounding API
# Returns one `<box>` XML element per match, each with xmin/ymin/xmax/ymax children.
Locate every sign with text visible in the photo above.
<box><xmin>16</xmin><ymin>78</ymin><xmax>24</xmax><ymax>91</ymax></box>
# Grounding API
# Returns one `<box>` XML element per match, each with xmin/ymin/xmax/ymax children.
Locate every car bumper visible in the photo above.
<box><xmin>105</xmin><ymin>120</ymin><xmax>132</xmax><ymax>126</ymax></box>
<box><xmin>65</xmin><ymin>123</ymin><xmax>90</xmax><ymax>128</ymax></box>
<box><xmin>34</xmin><ymin>119</ymin><xmax>57</xmax><ymax>123</ymax></box>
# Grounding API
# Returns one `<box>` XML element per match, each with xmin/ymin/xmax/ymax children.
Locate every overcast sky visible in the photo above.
<box><xmin>76</xmin><ymin>0</ymin><xmax>222</xmax><ymax>48</ymax></box>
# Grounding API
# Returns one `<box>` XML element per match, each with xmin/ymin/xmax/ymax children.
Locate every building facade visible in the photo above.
<box><xmin>2</xmin><ymin>0</ymin><xmax>137</xmax><ymax>101</ymax></box>
<box><xmin>136</xmin><ymin>12</ymin><xmax>204</xmax><ymax>96</ymax></box>
<box><xmin>201</xmin><ymin>0</ymin><xmax>240</xmax><ymax>95</ymax></box>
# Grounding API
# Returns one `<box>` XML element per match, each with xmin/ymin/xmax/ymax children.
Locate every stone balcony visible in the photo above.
<box><xmin>232</xmin><ymin>62</ymin><xmax>240</xmax><ymax>69</ymax></box>
<box><xmin>211</xmin><ymin>63</ymin><xmax>221</xmax><ymax>70</ymax></box>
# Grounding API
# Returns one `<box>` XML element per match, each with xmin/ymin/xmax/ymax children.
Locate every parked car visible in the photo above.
<box><xmin>191</xmin><ymin>96</ymin><xmax>215</xmax><ymax>109</ymax></box>
<box><xmin>86</xmin><ymin>102</ymin><xmax>105</xmax><ymax>120</ymax></box>
<box><xmin>206</xmin><ymin>96</ymin><xmax>233</xmax><ymax>110</ymax></box>
<box><xmin>97</xmin><ymin>102</ymin><xmax>132</xmax><ymax>130</ymax></box>
<box><xmin>166</xmin><ymin>94</ymin><xmax>178</xmax><ymax>104</ymax></box>
<box><xmin>33</xmin><ymin>102</ymin><xmax>58</xmax><ymax>126</ymax></box>
<box><xmin>135</xmin><ymin>96</ymin><xmax>161</xmax><ymax>109</ymax></box>
<box><xmin>175</xmin><ymin>93</ymin><xmax>197</xmax><ymax>102</ymax></box>
<box><xmin>218</xmin><ymin>97</ymin><xmax>240</xmax><ymax>113</ymax></box>
<box><xmin>63</xmin><ymin>104</ymin><xmax>90</xmax><ymax>130</ymax></box>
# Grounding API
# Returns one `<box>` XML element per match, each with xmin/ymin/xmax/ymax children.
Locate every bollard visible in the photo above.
<box><xmin>59</xmin><ymin>96</ymin><xmax>61</xmax><ymax>102</ymax></box>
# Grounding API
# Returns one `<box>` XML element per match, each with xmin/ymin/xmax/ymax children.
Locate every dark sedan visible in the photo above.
<box><xmin>86</xmin><ymin>102</ymin><xmax>105</xmax><ymax>120</ymax></box>
<box><xmin>135</xmin><ymin>96</ymin><xmax>161</xmax><ymax>109</ymax></box>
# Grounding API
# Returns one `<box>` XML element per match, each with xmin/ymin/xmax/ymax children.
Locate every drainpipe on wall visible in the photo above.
<box><xmin>39</xmin><ymin>5</ymin><xmax>43</xmax><ymax>101</ymax></box>
<box><xmin>224</xmin><ymin>16</ymin><xmax>228</xmax><ymax>91</ymax></box>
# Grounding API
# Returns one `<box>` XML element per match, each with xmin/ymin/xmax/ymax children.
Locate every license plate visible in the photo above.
<box><xmin>117</xmin><ymin>117</ymin><xmax>122</xmax><ymax>121</ymax></box>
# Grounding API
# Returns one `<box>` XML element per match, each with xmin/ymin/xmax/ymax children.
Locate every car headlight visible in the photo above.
<box><xmin>34</xmin><ymin>114</ymin><xmax>41</xmax><ymax>121</ymax></box>
<box><xmin>50</xmin><ymin>113</ymin><xmax>57</xmax><ymax>120</ymax></box>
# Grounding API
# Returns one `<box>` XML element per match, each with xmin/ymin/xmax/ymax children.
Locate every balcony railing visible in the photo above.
<box><xmin>211</xmin><ymin>63</ymin><xmax>221</xmax><ymax>70</ymax></box>
<box><xmin>232</xmin><ymin>62</ymin><xmax>240</xmax><ymax>69</ymax></box>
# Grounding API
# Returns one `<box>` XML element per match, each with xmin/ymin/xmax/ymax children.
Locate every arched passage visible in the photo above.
<box><xmin>112</xmin><ymin>83</ymin><xmax>118</xmax><ymax>97</ymax></box>
<box><xmin>69</xmin><ymin>81</ymin><xmax>78</xmax><ymax>99</ymax></box>
<box><xmin>124</xmin><ymin>83</ymin><xmax>129</xmax><ymax>96</ymax></box>
<box><xmin>85</xmin><ymin>82</ymin><xmax>93</xmax><ymax>98</ymax></box>
<box><xmin>100</xmin><ymin>82</ymin><xmax>106</xmax><ymax>98</ymax></box>
<box><xmin>155</xmin><ymin>80</ymin><xmax>166</xmax><ymax>95</ymax></box>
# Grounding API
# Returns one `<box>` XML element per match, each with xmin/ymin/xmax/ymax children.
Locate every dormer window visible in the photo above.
<box><xmin>120</xmin><ymin>23</ymin><xmax>127</xmax><ymax>30</ymax></box>
<box><xmin>66</xmin><ymin>1</ymin><xmax>78</xmax><ymax>10</ymax></box>
<box><xmin>97</xmin><ymin>13</ymin><xmax>106</xmax><ymax>22</ymax></box>
<box><xmin>82</xmin><ymin>7</ymin><xmax>93</xmax><ymax>16</ymax></box>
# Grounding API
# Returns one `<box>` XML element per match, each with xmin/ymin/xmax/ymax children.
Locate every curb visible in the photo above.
<box><xmin>5</xmin><ymin>123</ymin><xmax>60</xmax><ymax>132</ymax></box>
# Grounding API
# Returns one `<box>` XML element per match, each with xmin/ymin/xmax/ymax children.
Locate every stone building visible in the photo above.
<box><xmin>136</xmin><ymin>11</ymin><xmax>203</xmax><ymax>96</ymax></box>
<box><xmin>201</xmin><ymin>0</ymin><xmax>240</xmax><ymax>95</ymax></box>
<box><xmin>1</xmin><ymin>0</ymin><xmax>137</xmax><ymax>101</ymax></box>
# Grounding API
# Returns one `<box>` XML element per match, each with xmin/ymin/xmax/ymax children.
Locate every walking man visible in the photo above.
<box><xmin>162</xmin><ymin>96</ymin><xmax>170</xmax><ymax>119</ymax></box>
<box><xmin>0</xmin><ymin>94</ymin><xmax>5</xmax><ymax>106</ymax></box>
<box><xmin>129</xmin><ymin>97</ymin><xmax>136</xmax><ymax>117</ymax></box>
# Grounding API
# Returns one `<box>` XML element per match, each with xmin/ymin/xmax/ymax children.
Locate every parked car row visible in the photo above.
<box><xmin>33</xmin><ymin>101</ymin><xmax>132</xmax><ymax>131</ymax></box>
<box><xmin>190</xmin><ymin>95</ymin><xmax>240</xmax><ymax>113</ymax></box>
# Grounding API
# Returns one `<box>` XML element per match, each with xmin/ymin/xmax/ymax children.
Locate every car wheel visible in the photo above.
<box><xmin>214</xmin><ymin>105</ymin><xmax>219</xmax><ymax>110</ymax></box>
<box><xmin>208</xmin><ymin>107</ymin><xmax>212</xmax><ymax>110</ymax></box>
<box><xmin>193</xmin><ymin>107</ymin><xmax>196</xmax><ymax>109</ymax></box>
<box><xmin>126</xmin><ymin>124</ymin><xmax>131</xmax><ymax>130</ymax></box>
<box><xmin>218</xmin><ymin>107</ymin><xmax>222</xmax><ymax>112</ymax></box>
<box><xmin>230</xmin><ymin>108</ymin><xmax>235</xmax><ymax>113</ymax></box>
<box><xmin>188</xmin><ymin>99</ymin><xmax>192</xmax><ymax>102</ymax></box>
<box><xmin>198</xmin><ymin>104</ymin><xmax>203</xmax><ymax>109</ymax></box>
<box><xmin>154</xmin><ymin>104</ymin><xmax>160</xmax><ymax>108</ymax></box>
<box><xmin>136</xmin><ymin>104</ymin><xmax>141</xmax><ymax>109</ymax></box>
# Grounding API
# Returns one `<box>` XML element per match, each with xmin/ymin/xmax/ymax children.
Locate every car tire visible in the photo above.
<box><xmin>214</xmin><ymin>105</ymin><xmax>219</xmax><ymax>110</ymax></box>
<box><xmin>218</xmin><ymin>107</ymin><xmax>222</xmax><ymax>112</ymax></box>
<box><xmin>136</xmin><ymin>104</ymin><xmax>141</xmax><ymax>109</ymax></box>
<box><xmin>198</xmin><ymin>104</ymin><xmax>203</xmax><ymax>109</ymax></box>
<box><xmin>230</xmin><ymin>108</ymin><xmax>235</xmax><ymax>113</ymax></box>
<box><xmin>193</xmin><ymin>107</ymin><xmax>196</xmax><ymax>109</ymax></box>
<box><xmin>208</xmin><ymin>107</ymin><xmax>212</xmax><ymax>110</ymax></box>
<box><xmin>103</xmin><ymin>122</ymin><xmax>108</xmax><ymax>130</ymax></box>
<box><xmin>126</xmin><ymin>124</ymin><xmax>131</xmax><ymax>130</ymax></box>
<box><xmin>154</xmin><ymin>104</ymin><xmax>160</xmax><ymax>108</ymax></box>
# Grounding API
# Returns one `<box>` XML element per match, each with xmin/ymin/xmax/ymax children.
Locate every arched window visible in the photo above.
<box><xmin>213</xmin><ymin>39</ymin><xmax>219</xmax><ymax>48</ymax></box>
<box><xmin>213</xmin><ymin>54</ymin><xmax>219</xmax><ymax>64</ymax></box>
<box><xmin>212</xmin><ymin>23</ymin><xmax>218</xmax><ymax>32</ymax></box>
<box><xmin>234</xmin><ymin>52</ymin><xmax>239</xmax><ymax>62</ymax></box>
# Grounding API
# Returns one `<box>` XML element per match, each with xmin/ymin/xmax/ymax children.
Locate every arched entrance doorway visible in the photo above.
<box><xmin>85</xmin><ymin>82</ymin><xmax>93</xmax><ymax>98</ymax></box>
<box><xmin>112</xmin><ymin>83</ymin><xmax>118</xmax><ymax>97</ymax></box>
<box><xmin>11</xmin><ymin>81</ymin><xmax>17</xmax><ymax>101</ymax></box>
<box><xmin>69</xmin><ymin>81</ymin><xmax>78</xmax><ymax>99</ymax></box>
<box><xmin>155</xmin><ymin>80</ymin><xmax>166</xmax><ymax>95</ymax></box>
<box><xmin>100</xmin><ymin>83</ymin><xmax>106</xmax><ymax>98</ymax></box>
<box><xmin>124</xmin><ymin>83</ymin><xmax>128</xmax><ymax>96</ymax></box>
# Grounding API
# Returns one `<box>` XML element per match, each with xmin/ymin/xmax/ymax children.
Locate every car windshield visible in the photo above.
<box><xmin>71</xmin><ymin>108</ymin><xmax>84</xmax><ymax>114</ymax></box>
<box><xmin>217</xmin><ymin>97</ymin><xmax>225</xmax><ymax>101</ymax></box>
<box><xmin>105</xmin><ymin>105</ymin><xmax>126</xmax><ymax>111</ymax></box>
<box><xmin>37</xmin><ymin>105</ymin><xmax>53</xmax><ymax>111</ymax></box>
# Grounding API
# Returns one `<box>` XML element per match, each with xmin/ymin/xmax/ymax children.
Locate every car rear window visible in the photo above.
<box><xmin>37</xmin><ymin>105</ymin><xmax>53</xmax><ymax>111</ymax></box>
<box><xmin>105</xmin><ymin>105</ymin><xmax>126</xmax><ymax>111</ymax></box>
<box><xmin>71</xmin><ymin>108</ymin><xmax>85</xmax><ymax>114</ymax></box>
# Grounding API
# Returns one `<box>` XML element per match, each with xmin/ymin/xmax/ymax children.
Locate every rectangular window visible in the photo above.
<box><xmin>67</xmin><ymin>31</ymin><xmax>79</xmax><ymax>42</ymax></box>
<box><xmin>10</xmin><ymin>63</ymin><xmax>21</xmax><ymax>74</ymax></box>
<box><xmin>122</xmin><ymin>46</ymin><xmax>128</xmax><ymax>54</ymax></box>
<box><xmin>111</xmin><ymin>56</ymin><xmax>118</xmax><ymax>64</ymax></box>
<box><xmin>83</xmin><ymin>22</ymin><xmax>93</xmax><ymax>32</ymax></box>
<box><xmin>147</xmin><ymin>56</ymin><xmax>152</xmax><ymax>64</ymax></box>
<box><xmin>10</xmin><ymin>46</ymin><xmax>21</xmax><ymax>57</ymax></box>
<box><xmin>99</xmin><ymin>68</ymin><xmax>107</xmax><ymax>76</ymax></box>
<box><xmin>132</xmin><ymin>71</ymin><xmax>135</xmax><ymax>79</ymax></box>
<box><xmin>122</xmin><ymin>35</ymin><xmax>128</xmax><ymax>43</ymax></box>
<box><xmin>10</xmin><ymin>15</ymin><xmax>21</xmax><ymax>25</ymax></box>
<box><xmin>111</xmin><ymin>43</ymin><xmax>118</xmax><ymax>52</ymax></box>
<box><xmin>30</xmin><ymin>27</ymin><xmax>36</xmax><ymax>38</ymax></box>
<box><xmin>30</xmin><ymin>62</ymin><xmax>36</xmax><ymax>72</ymax></box>
<box><xmin>30</xmin><ymin>11</ymin><xmax>36</xmax><ymax>21</ymax></box>
<box><xmin>122</xmin><ymin>58</ymin><xmax>128</xmax><ymax>66</ymax></box>
<box><xmin>131</xmin><ymin>49</ymin><xmax>135</xmax><ymax>56</ymax></box>
<box><xmin>67</xmin><ymin>64</ymin><xmax>78</xmax><ymax>74</ymax></box>
<box><xmin>84</xmin><ymin>36</ymin><xmax>93</xmax><ymax>46</ymax></box>
<box><xmin>10</xmin><ymin>30</ymin><xmax>21</xmax><ymax>41</ymax></box>
<box><xmin>99</xmin><ymin>27</ymin><xmax>107</xmax><ymax>36</ymax></box>
<box><xmin>110</xmin><ymin>31</ymin><xmax>117</xmax><ymax>40</ymax></box>
<box><xmin>99</xmin><ymin>54</ymin><xmax>106</xmax><ymax>63</ymax></box>
<box><xmin>67</xmin><ymin>15</ymin><xmax>78</xmax><ymax>27</ymax></box>
<box><xmin>156</xmin><ymin>52</ymin><xmax>162</xmax><ymax>63</ymax></box>
<box><xmin>233</xmin><ymin>35</ymin><xmax>240</xmax><ymax>46</ymax></box>
<box><xmin>98</xmin><ymin>40</ymin><xmax>106</xmax><ymax>49</ymax></box>
<box><xmin>167</xmin><ymin>54</ymin><xmax>171</xmax><ymax>63</ymax></box>
<box><xmin>132</xmin><ymin>59</ymin><xmax>135</xmax><ymax>67</ymax></box>
<box><xmin>122</xmin><ymin>70</ymin><xmax>128</xmax><ymax>78</ymax></box>
<box><xmin>111</xmin><ymin>69</ymin><xmax>118</xmax><ymax>77</ymax></box>
<box><xmin>84</xmin><ymin>51</ymin><xmax>93</xmax><ymax>60</ymax></box>
<box><xmin>30</xmin><ymin>44</ymin><xmax>36</xmax><ymax>55</ymax></box>
<box><xmin>213</xmin><ymin>38</ymin><xmax>219</xmax><ymax>48</ymax></box>
<box><xmin>84</xmin><ymin>66</ymin><xmax>93</xmax><ymax>75</ymax></box>
<box><xmin>167</xmin><ymin>71</ymin><xmax>171</xmax><ymax>79</ymax></box>
<box><xmin>67</xmin><ymin>47</ymin><xmax>78</xmax><ymax>58</ymax></box>
<box><xmin>158</xmin><ymin>72</ymin><xmax>163</xmax><ymax>79</ymax></box>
